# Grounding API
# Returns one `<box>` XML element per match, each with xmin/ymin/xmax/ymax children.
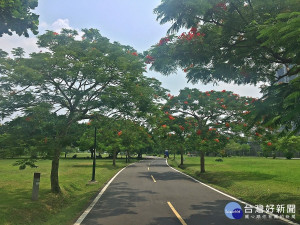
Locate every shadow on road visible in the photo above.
<box><xmin>185</xmin><ymin>199</ymin><xmax>289</xmax><ymax>225</ymax></box>
<box><xmin>82</xmin><ymin>181</ymin><xmax>158</xmax><ymax>224</ymax></box>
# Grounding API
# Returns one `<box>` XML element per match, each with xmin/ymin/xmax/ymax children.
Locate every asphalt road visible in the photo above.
<box><xmin>77</xmin><ymin>158</ymin><xmax>294</xmax><ymax>225</ymax></box>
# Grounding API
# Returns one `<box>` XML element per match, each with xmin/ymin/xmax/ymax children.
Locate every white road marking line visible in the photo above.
<box><xmin>73</xmin><ymin>163</ymin><xmax>135</xmax><ymax>225</ymax></box>
<box><xmin>165</xmin><ymin>159</ymin><xmax>299</xmax><ymax>225</ymax></box>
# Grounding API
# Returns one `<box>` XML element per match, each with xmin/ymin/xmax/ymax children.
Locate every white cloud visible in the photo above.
<box><xmin>0</xmin><ymin>34</ymin><xmax>39</xmax><ymax>56</ymax></box>
<box><xmin>44</xmin><ymin>19</ymin><xmax>72</xmax><ymax>32</ymax></box>
<box><xmin>40</xmin><ymin>19</ymin><xmax>84</xmax><ymax>40</ymax></box>
<box><xmin>0</xmin><ymin>19</ymin><xmax>75</xmax><ymax>56</ymax></box>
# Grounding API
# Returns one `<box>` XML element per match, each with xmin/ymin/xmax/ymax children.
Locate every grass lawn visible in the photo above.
<box><xmin>0</xmin><ymin>158</ymin><xmax>134</xmax><ymax>225</ymax></box>
<box><xmin>168</xmin><ymin>156</ymin><xmax>300</xmax><ymax>223</ymax></box>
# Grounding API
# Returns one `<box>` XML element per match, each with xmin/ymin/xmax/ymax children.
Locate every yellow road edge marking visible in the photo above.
<box><xmin>151</xmin><ymin>175</ymin><xmax>156</xmax><ymax>183</ymax></box>
<box><xmin>167</xmin><ymin>201</ymin><xmax>187</xmax><ymax>225</ymax></box>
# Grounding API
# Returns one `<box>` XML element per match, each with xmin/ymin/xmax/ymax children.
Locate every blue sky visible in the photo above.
<box><xmin>1</xmin><ymin>0</ymin><xmax>262</xmax><ymax>97</ymax></box>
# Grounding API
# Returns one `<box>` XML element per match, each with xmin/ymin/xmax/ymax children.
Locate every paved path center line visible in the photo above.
<box><xmin>151</xmin><ymin>175</ymin><xmax>156</xmax><ymax>183</ymax></box>
<box><xmin>167</xmin><ymin>201</ymin><xmax>187</xmax><ymax>225</ymax></box>
<box><xmin>165</xmin><ymin>159</ymin><xmax>299</xmax><ymax>225</ymax></box>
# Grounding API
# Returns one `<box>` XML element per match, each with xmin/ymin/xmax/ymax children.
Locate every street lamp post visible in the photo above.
<box><xmin>91</xmin><ymin>127</ymin><xmax>96</xmax><ymax>181</ymax></box>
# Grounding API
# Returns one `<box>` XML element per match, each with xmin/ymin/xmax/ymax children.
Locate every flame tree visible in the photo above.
<box><xmin>146</xmin><ymin>0</ymin><xmax>300</xmax><ymax>133</ymax></box>
<box><xmin>0</xmin><ymin>28</ymin><xmax>166</xmax><ymax>193</ymax></box>
<box><xmin>163</xmin><ymin>88</ymin><xmax>251</xmax><ymax>172</ymax></box>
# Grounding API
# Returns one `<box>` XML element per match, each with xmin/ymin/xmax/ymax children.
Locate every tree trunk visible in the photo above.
<box><xmin>113</xmin><ymin>149</ymin><xmax>116</xmax><ymax>166</ymax></box>
<box><xmin>51</xmin><ymin>148</ymin><xmax>61</xmax><ymax>193</ymax></box>
<box><xmin>173</xmin><ymin>150</ymin><xmax>175</xmax><ymax>160</ymax></box>
<box><xmin>138</xmin><ymin>151</ymin><xmax>142</xmax><ymax>159</ymax></box>
<box><xmin>127</xmin><ymin>151</ymin><xmax>130</xmax><ymax>163</ymax></box>
<box><xmin>200</xmin><ymin>151</ymin><xmax>205</xmax><ymax>173</ymax></box>
<box><xmin>180</xmin><ymin>149</ymin><xmax>184</xmax><ymax>166</ymax></box>
<box><xmin>91</xmin><ymin>150</ymin><xmax>94</xmax><ymax>159</ymax></box>
<box><xmin>65</xmin><ymin>153</ymin><xmax>67</xmax><ymax>158</ymax></box>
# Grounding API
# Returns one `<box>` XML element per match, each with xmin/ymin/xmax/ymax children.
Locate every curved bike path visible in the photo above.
<box><xmin>74</xmin><ymin>158</ymin><xmax>297</xmax><ymax>225</ymax></box>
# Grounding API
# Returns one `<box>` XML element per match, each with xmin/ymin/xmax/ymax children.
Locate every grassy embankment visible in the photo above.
<box><xmin>168</xmin><ymin>156</ymin><xmax>300</xmax><ymax>223</ymax></box>
<box><xmin>0</xmin><ymin>155</ymin><xmax>134</xmax><ymax>225</ymax></box>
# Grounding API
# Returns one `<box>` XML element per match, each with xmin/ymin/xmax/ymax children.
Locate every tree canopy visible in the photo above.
<box><xmin>0</xmin><ymin>0</ymin><xmax>39</xmax><ymax>37</ymax></box>
<box><xmin>0</xmin><ymin>28</ymin><xmax>166</xmax><ymax>192</ymax></box>
<box><xmin>247</xmin><ymin>76</ymin><xmax>300</xmax><ymax>135</ymax></box>
<box><xmin>159</xmin><ymin>88</ymin><xmax>252</xmax><ymax>172</ymax></box>
<box><xmin>147</xmin><ymin>0</ymin><xmax>300</xmax><ymax>85</ymax></box>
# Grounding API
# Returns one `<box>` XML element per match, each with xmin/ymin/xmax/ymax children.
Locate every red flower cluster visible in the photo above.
<box><xmin>222</xmin><ymin>90</ymin><xmax>226</xmax><ymax>93</ymax></box>
<box><xmin>179</xmin><ymin>31</ymin><xmax>205</xmax><ymax>41</ymax></box>
<box><xmin>251</xmin><ymin>98</ymin><xmax>257</xmax><ymax>103</ymax></box>
<box><xmin>205</xmin><ymin>91</ymin><xmax>211</xmax><ymax>96</ymax></box>
<box><xmin>225</xmin><ymin>122</ymin><xmax>230</xmax><ymax>127</ymax></box>
<box><xmin>197</xmin><ymin>130</ymin><xmax>202</xmax><ymax>135</ymax></box>
<box><xmin>190</xmin><ymin>27</ymin><xmax>197</xmax><ymax>34</ymax></box>
<box><xmin>215</xmin><ymin>2</ymin><xmax>227</xmax><ymax>11</ymax></box>
<box><xmin>214</xmin><ymin>139</ymin><xmax>220</xmax><ymax>143</ymax></box>
<box><xmin>267</xmin><ymin>142</ymin><xmax>272</xmax><ymax>146</ymax></box>
<box><xmin>162</xmin><ymin>124</ymin><xmax>167</xmax><ymax>128</ymax></box>
<box><xmin>169</xmin><ymin>115</ymin><xmax>175</xmax><ymax>120</ymax></box>
<box><xmin>132</xmin><ymin>52</ymin><xmax>138</xmax><ymax>56</ymax></box>
<box><xmin>232</xmin><ymin>93</ymin><xmax>240</xmax><ymax>100</ymax></box>
<box><xmin>179</xmin><ymin>26</ymin><xmax>205</xmax><ymax>41</ymax></box>
<box><xmin>118</xmin><ymin>131</ymin><xmax>122</xmax><ymax>136</ymax></box>
<box><xmin>145</xmin><ymin>55</ymin><xmax>155</xmax><ymax>64</ymax></box>
<box><xmin>184</xmin><ymin>101</ymin><xmax>188</xmax><ymax>104</ymax></box>
<box><xmin>25</xmin><ymin>117</ymin><xmax>31</xmax><ymax>121</ymax></box>
<box><xmin>255</xmin><ymin>132</ymin><xmax>262</xmax><ymax>137</ymax></box>
<box><xmin>158</xmin><ymin>37</ymin><xmax>170</xmax><ymax>46</ymax></box>
<box><xmin>53</xmin><ymin>32</ymin><xmax>59</xmax><ymax>35</ymax></box>
<box><xmin>221</xmin><ymin>105</ymin><xmax>227</xmax><ymax>109</ymax></box>
<box><xmin>167</xmin><ymin>93</ymin><xmax>174</xmax><ymax>99</ymax></box>
<box><xmin>183</xmin><ymin>64</ymin><xmax>194</xmax><ymax>73</ymax></box>
<box><xmin>179</xmin><ymin>125</ymin><xmax>185</xmax><ymax>131</ymax></box>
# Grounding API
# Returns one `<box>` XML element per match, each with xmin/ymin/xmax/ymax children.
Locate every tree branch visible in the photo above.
<box><xmin>231</xmin><ymin>2</ymin><xmax>248</xmax><ymax>24</ymax></box>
